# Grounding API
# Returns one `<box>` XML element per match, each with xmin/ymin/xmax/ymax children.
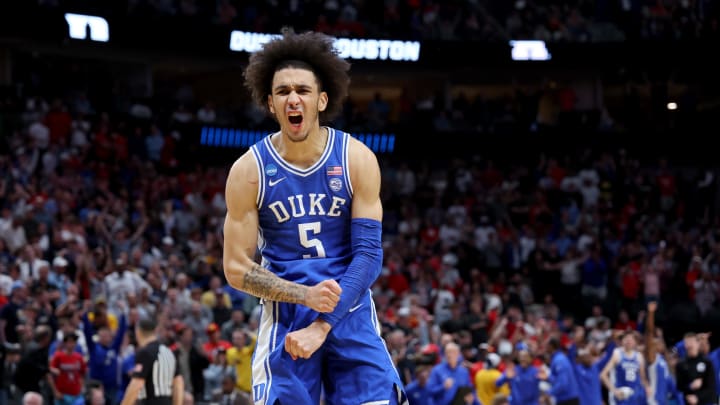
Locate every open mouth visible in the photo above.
<box><xmin>288</xmin><ymin>113</ymin><xmax>303</xmax><ymax>126</ymax></box>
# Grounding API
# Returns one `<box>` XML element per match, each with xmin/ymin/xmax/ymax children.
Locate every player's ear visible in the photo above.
<box><xmin>318</xmin><ymin>91</ymin><xmax>328</xmax><ymax>112</ymax></box>
<box><xmin>267</xmin><ymin>95</ymin><xmax>275</xmax><ymax>115</ymax></box>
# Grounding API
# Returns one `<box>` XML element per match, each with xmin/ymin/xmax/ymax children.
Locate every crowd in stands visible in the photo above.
<box><xmin>28</xmin><ymin>0</ymin><xmax>720</xmax><ymax>42</ymax></box>
<box><xmin>3</xmin><ymin>12</ymin><xmax>720</xmax><ymax>396</ymax></box>
<box><xmin>1</xmin><ymin>75</ymin><xmax>720</xmax><ymax>405</ymax></box>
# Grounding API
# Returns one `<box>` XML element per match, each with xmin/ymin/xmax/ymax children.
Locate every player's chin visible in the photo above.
<box><xmin>287</xmin><ymin>128</ymin><xmax>309</xmax><ymax>143</ymax></box>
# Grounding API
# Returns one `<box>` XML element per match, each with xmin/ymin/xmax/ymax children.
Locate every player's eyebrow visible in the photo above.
<box><xmin>273</xmin><ymin>84</ymin><xmax>313</xmax><ymax>92</ymax></box>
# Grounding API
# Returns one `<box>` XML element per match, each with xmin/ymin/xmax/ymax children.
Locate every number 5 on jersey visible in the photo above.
<box><xmin>299</xmin><ymin>222</ymin><xmax>326</xmax><ymax>258</ymax></box>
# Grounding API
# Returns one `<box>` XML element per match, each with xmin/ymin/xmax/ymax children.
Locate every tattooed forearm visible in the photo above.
<box><xmin>242</xmin><ymin>264</ymin><xmax>307</xmax><ymax>304</ymax></box>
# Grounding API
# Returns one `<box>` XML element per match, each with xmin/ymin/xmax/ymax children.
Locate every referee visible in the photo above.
<box><xmin>120</xmin><ymin>317</ymin><xmax>184</xmax><ymax>405</ymax></box>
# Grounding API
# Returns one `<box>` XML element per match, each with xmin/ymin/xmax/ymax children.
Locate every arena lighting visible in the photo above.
<box><xmin>200</xmin><ymin>127</ymin><xmax>396</xmax><ymax>153</ymax></box>
<box><xmin>64</xmin><ymin>13</ymin><xmax>110</xmax><ymax>42</ymax></box>
<box><xmin>509</xmin><ymin>40</ymin><xmax>551</xmax><ymax>61</ymax></box>
<box><xmin>229</xmin><ymin>31</ymin><xmax>421</xmax><ymax>62</ymax></box>
<box><xmin>667</xmin><ymin>102</ymin><xmax>678</xmax><ymax>110</ymax></box>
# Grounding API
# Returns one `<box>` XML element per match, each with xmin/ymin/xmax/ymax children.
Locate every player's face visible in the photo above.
<box><xmin>622</xmin><ymin>333</ymin><xmax>636</xmax><ymax>350</ymax></box>
<box><xmin>268</xmin><ymin>67</ymin><xmax>328</xmax><ymax>142</ymax></box>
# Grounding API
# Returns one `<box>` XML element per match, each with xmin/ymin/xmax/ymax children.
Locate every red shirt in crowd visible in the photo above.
<box><xmin>202</xmin><ymin>340</ymin><xmax>232</xmax><ymax>361</ymax></box>
<box><xmin>50</xmin><ymin>350</ymin><xmax>86</xmax><ymax>395</ymax></box>
<box><xmin>621</xmin><ymin>262</ymin><xmax>642</xmax><ymax>300</ymax></box>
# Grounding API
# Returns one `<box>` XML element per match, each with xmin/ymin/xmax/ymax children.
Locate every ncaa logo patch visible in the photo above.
<box><xmin>265</xmin><ymin>164</ymin><xmax>277</xmax><ymax>177</ymax></box>
<box><xmin>329</xmin><ymin>178</ymin><xmax>342</xmax><ymax>192</ymax></box>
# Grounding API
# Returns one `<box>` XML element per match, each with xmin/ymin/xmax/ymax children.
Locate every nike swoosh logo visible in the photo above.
<box><xmin>348</xmin><ymin>303</ymin><xmax>363</xmax><ymax>313</ymax></box>
<box><xmin>268</xmin><ymin>177</ymin><xmax>286</xmax><ymax>187</ymax></box>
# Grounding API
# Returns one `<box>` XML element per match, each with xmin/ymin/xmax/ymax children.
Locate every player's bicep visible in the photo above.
<box><xmin>223</xmin><ymin>154</ymin><xmax>261</xmax><ymax>266</ymax></box>
<box><xmin>348</xmin><ymin>139</ymin><xmax>382</xmax><ymax>221</ymax></box>
<box><xmin>223</xmin><ymin>209</ymin><xmax>260</xmax><ymax>263</ymax></box>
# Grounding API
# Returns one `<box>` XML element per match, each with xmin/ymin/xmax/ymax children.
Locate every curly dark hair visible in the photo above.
<box><xmin>243</xmin><ymin>31</ymin><xmax>351</xmax><ymax>124</ymax></box>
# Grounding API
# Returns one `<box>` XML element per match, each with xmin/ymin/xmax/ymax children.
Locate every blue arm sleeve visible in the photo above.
<box><xmin>320</xmin><ymin>218</ymin><xmax>382</xmax><ymax>327</ymax></box>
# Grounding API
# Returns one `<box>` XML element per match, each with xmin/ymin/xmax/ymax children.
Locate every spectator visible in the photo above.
<box><xmin>220</xmin><ymin>310</ymin><xmax>245</xmax><ymax>343</ymax></box>
<box><xmin>171</xmin><ymin>324</ymin><xmax>209</xmax><ymax>401</ymax></box>
<box><xmin>427</xmin><ymin>342</ymin><xmax>479</xmax><ymax>405</ymax></box>
<box><xmin>571</xmin><ymin>345</ymin><xmax>607</xmax><ymax>405</ymax></box>
<box><xmin>676</xmin><ymin>333</ymin><xmax>717</xmax><ymax>405</ymax></box>
<box><xmin>405</xmin><ymin>364</ymin><xmax>434</xmax><ymax>405</ymax></box>
<box><xmin>22</xmin><ymin>392</ymin><xmax>43</xmax><ymax>405</ymax></box>
<box><xmin>475</xmin><ymin>353</ymin><xmax>509</xmax><ymax>405</ymax></box>
<box><xmin>49</xmin><ymin>333</ymin><xmax>86</xmax><ymax>405</ymax></box>
<box><xmin>547</xmin><ymin>337</ymin><xmax>580</xmax><ymax>405</ymax></box>
<box><xmin>82</xmin><ymin>307</ymin><xmax>127</xmax><ymax>404</ymax></box>
<box><xmin>495</xmin><ymin>344</ymin><xmax>546</xmax><ymax>405</ymax></box>
<box><xmin>202</xmin><ymin>348</ymin><xmax>233</xmax><ymax>402</ymax></box>
<box><xmin>0</xmin><ymin>281</ymin><xmax>27</xmax><ymax>345</ymax></box>
<box><xmin>225</xmin><ymin>329</ymin><xmax>255</xmax><ymax>397</ymax></box>
<box><xmin>0</xmin><ymin>342</ymin><xmax>19</xmax><ymax>405</ymax></box>
<box><xmin>201</xmin><ymin>323</ymin><xmax>231</xmax><ymax>362</ymax></box>
<box><xmin>210</xmin><ymin>374</ymin><xmax>249</xmax><ymax>405</ymax></box>
<box><xmin>14</xmin><ymin>326</ymin><xmax>53</xmax><ymax>397</ymax></box>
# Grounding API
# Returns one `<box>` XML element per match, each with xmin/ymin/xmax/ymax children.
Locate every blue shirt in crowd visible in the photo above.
<box><xmin>550</xmin><ymin>350</ymin><xmax>580</xmax><ymax>402</ymax></box>
<box><xmin>496</xmin><ymin>365</ymin><xmax>542</xmax><ymax>405</ymax></box>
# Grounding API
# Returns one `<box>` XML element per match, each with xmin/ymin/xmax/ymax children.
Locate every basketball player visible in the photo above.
<box><xmin>600</xmin><ymin>330</ymin><xmax>651</xmax><ymax>405</ymax></box>
<box><xmin>643</xmin><ymin>301</ymin><xmax>684</xmax><ymax>405</ymax></box>
<box><xmin>222</xmin><ymin>31</ymin><xmax>405</xmax><ymax>404</ymax></box>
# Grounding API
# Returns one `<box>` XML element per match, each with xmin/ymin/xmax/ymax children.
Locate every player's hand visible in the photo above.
<box><xmin>612</xmin><ymin>389</ymin><xmax>623</xmax><ymax>400</ymax></box>
<box><xmin>690</xmin><ymin>378</ymin><xmax>702</xmax><ymax>390</ymax></box>
<box><xmin>305</xmin><ymin>280</ymin><xmax>342</xmax><ymax>313</ymax></box>
<box><xmin>686</xmin><ymin>394</ymin><xmax>698</xmax><ymax>405</ymax></box>
<box><xmin>285</xmin><ymin>320</ymin><xmax>330</xmax><ymax>360</ymax></box>
<box><xmin>443</xmin><ymin>378</ymin><xmax>454</xmax><ymax>389</ymax></box>
<box><xmin>647</xmin><ymin>301</ymin><xmax>657</xmax><ymax>312</ymax></box>
<box><xmin>463</xmin><ymin>393</ymin><xmax>474</xmax><ymax>404</ymax></box>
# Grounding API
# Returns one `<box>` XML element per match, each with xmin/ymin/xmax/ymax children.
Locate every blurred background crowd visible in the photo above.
<box><xmin>0</xmin><ymin>1</ymin><xmax>720</xmax><ymax>405</ymax></box>
<box><xmin>29</xmin><ymin>0</ymin><xmax>720</xmax><ymax>42</ymax></box>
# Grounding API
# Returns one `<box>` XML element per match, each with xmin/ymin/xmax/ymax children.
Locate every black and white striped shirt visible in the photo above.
<box><xmin>132</xmin><ymin>341</ymin><xmax>179</xmax><ymax>405</ymax></box>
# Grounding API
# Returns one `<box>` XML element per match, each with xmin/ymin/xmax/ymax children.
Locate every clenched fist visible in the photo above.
<box><xmin>285</xmin><ymin>320</ymin><xmax>331</xmax><ymax>360</ymax></box>
<box><xmin>305</xmin><ymin>279</ymin><xmax>342</xmax><ymax>313</ymax></box>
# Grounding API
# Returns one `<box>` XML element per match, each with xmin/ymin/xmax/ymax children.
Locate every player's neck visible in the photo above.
<box><xmin>138</xmin><ymin>334</ymin><xmax>157</xmax><ymax>348</ymax></box>
<box><xmin>275</xmin><ymin>125</ymin><xmax>328</xmax><ymax>168</ymax></box>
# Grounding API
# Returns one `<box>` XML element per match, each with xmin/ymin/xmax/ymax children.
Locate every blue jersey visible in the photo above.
<box><xmin>574</xmin><ymin>362</ymin><xmax>603</xmax><ymax>405</ymax></box>
<box><xmin>496</xmin><ymin>365</ymin><xmax>542</xmax><ymax>405</ymax></box>
<box><xmin>252</xmin><ymin>128</ymin><xmax>353</xmax><ymax>285</ymax></box>
<box><xmin>710</xmin><ymin>348</ymin><xmax>720</xmax><ymax>398</ymax></box>
<box><xmin>611</xmin><ymin>349</ymin><xmax>644</xmax><ymax>405</ymax></box>
<box><xmin>648</xmin><ymin>354</ymin><xmax>684</xmax><ymax>405</ymax></box>
<box><xmin>248</xmin><ymin>128</ymin><xmax>404</xmax><ymax>405</ymax></box>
